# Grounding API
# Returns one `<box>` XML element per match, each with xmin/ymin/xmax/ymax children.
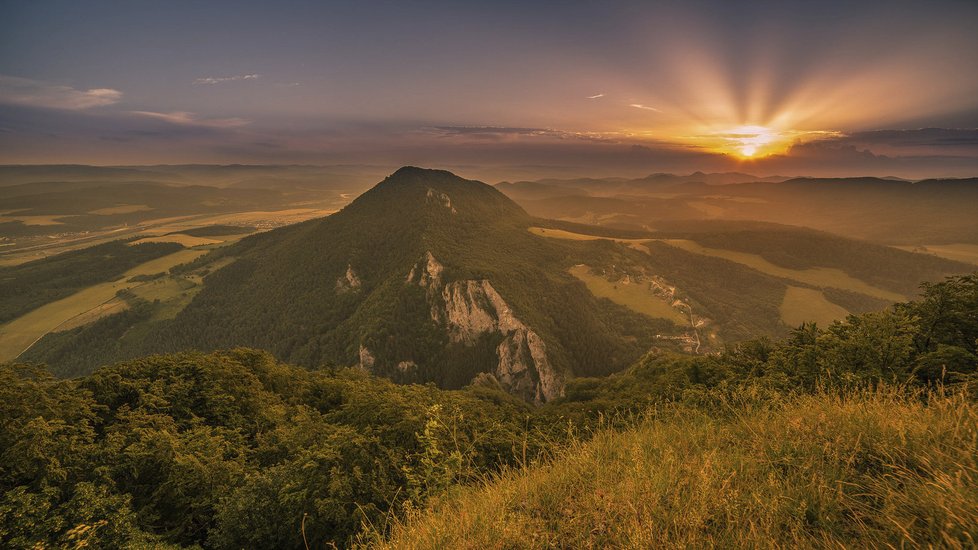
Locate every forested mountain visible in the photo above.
<box><xmin>108</xmin><ymin>167</ymin><xmax>667</xmax><ymax>402</ymax></box>
<box><xmin>19</xmin><ymin>167</ymin><xmax>974</xmax><ymax>403</ymax></box>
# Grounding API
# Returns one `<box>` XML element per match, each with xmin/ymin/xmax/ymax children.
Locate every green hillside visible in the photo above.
<box><xmin>2</xmin><ymin>273</ymin><xmax>976</xmax><ymax>549</ymax></box>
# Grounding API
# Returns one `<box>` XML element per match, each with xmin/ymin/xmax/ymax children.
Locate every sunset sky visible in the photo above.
<box><xmin>2</xmin><ymin>0</ymin><xmax>977</xmax><ymax>179</ymax></box>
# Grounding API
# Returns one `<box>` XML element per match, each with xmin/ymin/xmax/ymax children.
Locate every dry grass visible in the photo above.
<box><xmin>779</xmin><ymin>286</ymin><xmax>850</xmax><ymax>327</ymax></box>
<box><xmin>365</xmin><ymin>386</ymin><xmax>978</xmax><ymax>549</ymax></box>
<box><xmin>568</xmin><ymin>265</ymin><xmax>687</xmax><ymax>325</ymax></box>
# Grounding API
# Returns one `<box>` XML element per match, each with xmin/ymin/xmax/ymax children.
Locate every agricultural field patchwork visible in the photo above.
<box><xmin>654</xmin><ymin>239</ymin><xmax>905</xmax><ymax>301</ymax></box>
<box><xmin>0</xmin><ymin>247</ymin><xmax>208</xmax><ymax>361</ymax></box>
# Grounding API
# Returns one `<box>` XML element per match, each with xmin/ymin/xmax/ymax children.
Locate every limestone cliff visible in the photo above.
<box><xmin>336</xmin><ymin>264</ymin><xmax>362</xmax><ymax>293</ymax></box>
<box><xmin>426</xmin><ymin>188</ymin><xmax>457</xmax><ymax>214</ymax></box>
<box><xmin>407</xmin><ymin>252</ymin><xmax>564</xmax><ymax>403</ymax></box>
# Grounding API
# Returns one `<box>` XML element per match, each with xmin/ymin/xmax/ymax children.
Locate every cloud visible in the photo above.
<box><xmin>629</xmin><ymin>103</ymin><xmax>661</xmax><ymax>113</ymax></box>
<box><xmin>194</xmin><ymin>73</ymin><xmax>261</xmax><ymax>85</ymax></box>
<box><xmin>0</xmin><ymin>75</ymin><xmax>122</xmax><ymax>110</ymax></box>
<box><xmin>428</xmin><ymin>126</ymin><xmax>619</xmax><ymax>143</ymax></box>
<box><xmin>129</xmin><ymin>110</ymin><xmax>250</xmax><ymax>127</ymax></box>
<box><xmin>587</xmin><ymin>93</ymin><xmax>604</xmax><ymax>99</ymax></box>
<box><xmin>432</xmin><ymin>126</ymin><xmax>558</xmax><ymax>136</ymax></box>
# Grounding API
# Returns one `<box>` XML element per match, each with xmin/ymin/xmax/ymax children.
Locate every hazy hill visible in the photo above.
<box><xmin>499</xmin><ymin>175</ymin><xmax>978</xmax><ymax>244</ymax></box>
<box><xmin>495</xmin><ymin>171</ymin><xmax>789</xmax><ymax>201</ymax></box>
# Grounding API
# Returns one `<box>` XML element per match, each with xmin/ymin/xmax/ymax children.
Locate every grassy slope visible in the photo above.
<box><xmin>780</xmin><ymin>286</ymin><xmax>850</xmax><ymax>327</ymax></box>
<box><xmin>0</xmin><ymin>247</ymin><xmax>207</xmax><ymax>361</ymax></box>
<box><xmin>371</xmin><ymin>387</ymin><xmax>978</xmax><ymax>549</ymax></box>
<box><xmin>567</xmin><ymin>265</ymin><xmax>687</xmax><ymax>325</ymax></box>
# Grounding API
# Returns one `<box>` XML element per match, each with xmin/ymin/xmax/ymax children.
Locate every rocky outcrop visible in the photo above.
<box><xmin>396</xmin><ymin>360</ymin><xmax>417</xmax><ymax>374</ymax></box>
<box><xmin>440</xmin><ymin>280</ymin><xmax>522</xmax><ymax>343</ymax></box>
<box><xmin>358</xmin><ymin>344</ymin><xmax>375</xmax><ymax>371</ymax></box>
<box><xmin>404</xmin><ymin>251</ymin><xmax>564</xmax><ymax>403</ymax></box>
<box><xmin>406</xmin><ymin>251</ymin><xmax>444</xmax><ymax>290</ymax></box>
<box><xmin>496</xmin><ymin>328</ymin><xmax>561</xmax><ymax>404</ymax></box>
<box><xmin>336</xmin><ymin>264</ymin><xmax>362</xmax><ymax>293</ymax></box>
<box><xmin>438</xmin><ymin>278</ymin><xmax>563</xmax><ymax>404</ymax></box>
<box><xmin>426</xmin><ymin>188</ymin><xmax>457</xmax><ymax>214</ymax></box>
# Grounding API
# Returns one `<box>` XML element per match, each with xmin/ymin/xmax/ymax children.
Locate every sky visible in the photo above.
<box><xmin>1</xmin><ymin>0</ymin><xmax>977</xmax><ymax>180</ymax></box>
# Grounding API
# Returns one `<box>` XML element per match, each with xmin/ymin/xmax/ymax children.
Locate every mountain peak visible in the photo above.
<box><xmin>345</xmin><ymin>166</ymin><xmax>528</xmax><ymax>225</ymax></box>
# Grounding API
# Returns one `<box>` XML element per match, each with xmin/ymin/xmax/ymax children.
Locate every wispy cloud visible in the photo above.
<box><xmin>129</xmin><ymin>110</ymin><xmax>250</xmax><ymax>127</ymax></box>
<box><xmin>587</xmin><ymin>93</ymin><xmax>604</xmax><ymax>99</ymax></box>
<box><xmin>428</xmin><ymin>126</ymin><xmax>620</xmax><ymax>143</ymax></box>
<box><xmin>629</xmin><ymin>103</ymin><xmax>661</xmax><ymax>113</ymax></box>
<box><xmin>0</xmin><ymin>75</ymin><xmax>122</xmax><ymax>110</ymax></box>
<box><xmin>193</xmin><ymin>73</ymin><xmax>261</xmax><ymax>85</ymax></box>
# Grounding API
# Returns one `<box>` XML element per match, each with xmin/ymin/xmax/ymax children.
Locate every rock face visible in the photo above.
<box><xmin>426</xmin><ymin>188</ymin><xmax>457</xmax><ymax>214</ymax></box>
<box><xmin>358</xmin><ymin>344</ymin><xmax>375</xmax><ymax>371</ymax></box>
<box><xmin>408</xmin><ymin>251</ymin><xmax>564</xmax><ymax>404</ymax></box>
<box><xmin>336</xmin><ymin>264</ymin><xmax>362</xmax><ymax>293</ymax></box>
<box><xmin>406</xmin><ymin>251</ymin><xmax>444</xmax><ymax>290</ymax></box>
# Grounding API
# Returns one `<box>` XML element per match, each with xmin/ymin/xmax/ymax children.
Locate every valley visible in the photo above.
<box><xmin>4</xmin><ymin>1</ymin><xmax>977</xmax><ymax>547</ymax></box>
<box><xmin>2</xmin><ymin>166</ymin><xmax>976</xmax><ymax>550</ymax></box>
<box><xmin>4</xmin><ymin>168</ymin><xmax>973</xmax><ymax>396</ymax></box>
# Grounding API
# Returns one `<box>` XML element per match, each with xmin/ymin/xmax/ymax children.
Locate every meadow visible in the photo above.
<box><xmin>369</xmin><ymin>386</ymin><xmax>978</xmax><ymax>549</ymax></box>
<box><xmin>567</xmin><ymin>265</ymin><xmax>688</xmax><ymax>325</ymax></box>
<box><xmin>779</xmin><ymin>286</ymin><xmax>850</xmax><ymax>327</ymax></box>
<box><xmin>0</xmin><ymin>247</ymin><xmax>207</xmax><ymax>360</ymax></box>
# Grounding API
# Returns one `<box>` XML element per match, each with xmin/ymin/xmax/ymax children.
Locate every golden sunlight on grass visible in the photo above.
<box><xmin>365</xmin><ymin>386</ymin><xmax>978</xmax><ymax>549</ymax></box>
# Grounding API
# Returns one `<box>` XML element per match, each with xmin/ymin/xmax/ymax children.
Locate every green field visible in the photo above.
<box><xmin>569</xmin><ymin>265</ymin><xmax>687</xmax><ymax>325</ymax></box>
<box><xmin>780</xmin><ymin>286</ymin><xmax>850</xmax><ymax>327</ymax></box>
<box><xmin>657</xmin><ymin>239</ymin><xmax>905</xmax><ymax>301</ymax></box>
<box><xmin>0</xmin><ymin>247</ymin><xmax>208</xmax><ymax>361</ymax></box>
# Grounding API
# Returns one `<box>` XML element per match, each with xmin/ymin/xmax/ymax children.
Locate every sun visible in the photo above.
<box><xmin>727</xmin><ymin>125</ymin><xmax>776</xmax><ymax>159</ymax></box>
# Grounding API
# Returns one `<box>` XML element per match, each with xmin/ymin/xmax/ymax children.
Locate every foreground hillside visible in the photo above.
<box><xmin>2</xmin><ymin>274</ymin><xmax>976</xmax><ymax>548</ymax></box>
<box><xmin>370</xmin><ymin>386</ymin><xmax>978</xmax><ymax>549</ymax></box>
